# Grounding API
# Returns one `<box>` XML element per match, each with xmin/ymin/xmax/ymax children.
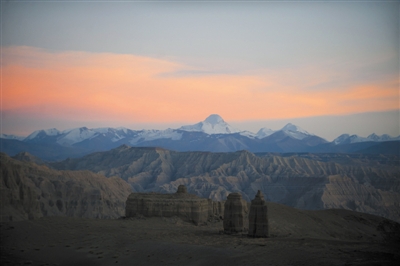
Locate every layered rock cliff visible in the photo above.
<box><xmin>50</xmin><ymin>146</ymin><xmax>400</xmax><ymax>222</ymax></box>
<box><xmin>1</xmin><ymin>153</ymin><xmax>131</xmax><ymax>221</ymax></box>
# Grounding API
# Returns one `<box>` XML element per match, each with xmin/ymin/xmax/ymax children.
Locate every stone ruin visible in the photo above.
<box><xmin>126</xmin><ymin>186</ymin><xmax>269</xmax><ymax>237</ymax></box>
<box><xmin>223</xmin><ymin>191</ymin><xmax>269</xmax><ymax>237</ymax></box>
<box><xmin>248</xmin><ymin>190</ymin><xmax>269</xmax><ymax>237</ymax></box>
<box><xmin>125</xmin><ymin>185</ymin><xmax>223</xmax><ymax>225</ymax></box>
<box><xmin>176</xmin><ymin>184</ymin><xmax>187</xmax><ymax>193</ymax></box>
<box><xmin>223</xmin><ymin>192</ymin><xmax>248</xmax><ymax>233</ymax></box>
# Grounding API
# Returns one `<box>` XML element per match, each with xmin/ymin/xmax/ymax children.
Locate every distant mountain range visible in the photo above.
<box><xmin>1</xmin><ymin>114</ymin><xmax>399</xmax><ymax>161</ymax></box>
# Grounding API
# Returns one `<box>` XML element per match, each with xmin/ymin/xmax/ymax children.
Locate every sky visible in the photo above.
<box><xmin>1</xmin><ymin>0</ymin><xmax>399</xmax><ymax>141</ymax></box>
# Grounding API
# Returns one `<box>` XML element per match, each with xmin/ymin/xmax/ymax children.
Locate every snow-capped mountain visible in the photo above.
<box><xmin>57</xmin><ymin>127</ymin><xmax>141</xmax><ymax>146</ymax></box>
<box><xmin>25</xmin><ymin>128</ymin><xmax>61</xmax><ymax>141</ymax></box>
<box><xmin>280</xmin><ymin>123</ymin><xmax>314</xmax><ymax>140</ymax></box>
<box><xmin>0</xmin><ymin>133</ymin><xmax>26</xmax><ymax>141</ymax></box>
<box><xmin>333</xmin><ymin>133</ymin><xmax>400</xmax><ymax>145</ymax></box>
<box><xmin>256</xmin><ymin>123</ymin><xmax>328</xmax><ymax>152</ymax></box>
<box><xmin>179</xmin><ymin>114</ymin><xmax>242</xmax><ymax>135</ymax></box>
<box><xmin>256</xmin><ymin>123</ymin><xmax>316</xmax><ymax>141</ymax></box>
<box><xmin>256</xmin><ymin>128</ymin><xmax>276</xmax><ymax>139</ymax></box>
<box><xmin>57</xmin><ymin>127</ymin><xmax>98</xmax><ymax>146</ymax></box>
<box><xmin>1</xmin><ymin>114</ymin><xmax>399</xmax><ymax>161</ymax></box>
<box><xmin>333</xmin><ymin>134</ymin><xmax>368</xmax><ymax>145</ymax></box>
<box><xmin>367</xmin><ymin>133</ymin><xmax>399</xmax><ymax>142</ymax></box>
<box><xmin>129</xmin><ymin>129</ymin><xmax>182</xmax><ymax>145</ymax></box>
<box><xmin>23</xmin><ymin>127</ymin><xmax>135</xmax><ymax>146</ymax></box>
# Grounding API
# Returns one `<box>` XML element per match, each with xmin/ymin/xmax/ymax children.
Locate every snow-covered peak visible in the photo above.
<box><xmin>256</xmin><ymin>128</ymin><xmax>276</xmax><ymax>139</ymax></box>
<box><xmin>57</xmin><ymin>127</ymin><xmax>97</xmax><ymax>146</ymax></box>
<box><xmin>25</xmin><ymin>128</ymin><xmax>61</xmax><ymax>140</ymax></box>
<box><xmin>93</xmin><ymin>127</ymin><xmax>111</xmax><ymax>134</ymax></box>
<box><xmin>115</xmin><ymin>127</ymin><xmax>129</xmax><ymax>134</ymax></box>
<box><xmin>0</xmin><ymin>133</ymin><xmax>26</xmax><ymax>141</ymax></box>
<box><xmin>333</xmin><ymin>134</ymin><xmax>368</xmax><ymax>145</ymax></box>
<box><xmin>129</xmin><ymin>128</ymin><xmax>182</xmax><ymax>144</ymax></box>
<box><xmin>239</xmin><ymin>130</ymin><xmax>257</xmax><ymax>138</ymax></box>
<box><xmin>367</xmin><ymin>133</ymin><xmax>396</xmax><ymax>142</ymax></box>
<box><xmin>281</xmin><ymin>123</ymin><xmax>310</xmax><ymax>134</ymax></box>
<box><xmin>333</xmin><ymin>133</ymin><xmax>400</xmax><ymax>145</ymax></box>
<box><xmin>367</xmin><ymin>133</ymin><xmax>380</xmax><ymax>141</ymax></box>
<box><xmin>204</xmin><ymin>114</ymin><xmax>224</xmax><ymax>125</ymax></box>
<box><xmin>333</xmin><ymin>134</ymin><xmax>349</xmax><ymax>145</ymax></box>
<box><xmin>179</xmin><ymin>114</ymin><xmax>241</xmax><ymax>135</ymax></box>
<box><xmin>280</xmin><ymin>123</ymin><xmax>313</xmax><ymax>140</ymax></box>
<box><xmin>44</xmin><ymin>128</ymin><xmax>60</xmax><ymax>136</ymax></box>
<box><xmin>23</xmin><ymin>126</ymin><xmax>138</xmax><ymax>146</ymax></box>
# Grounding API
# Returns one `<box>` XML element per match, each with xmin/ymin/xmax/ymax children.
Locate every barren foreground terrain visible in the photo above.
<box><xmin>1</xmin><ymin>202</ymin><xmax>399</xmax><ymax>266</ymax></box>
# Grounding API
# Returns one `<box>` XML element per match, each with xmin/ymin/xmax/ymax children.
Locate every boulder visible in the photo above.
<box><xmin>125</xmin><ymin>186</ymin><xmax>211</xmax><ymax>225</ymax></box>
<box><xmin>248</xmin><ymin>190</ymin><xmax>269</xmax><ymax>237</ymax></box>
<box><xmin>223</xmin><ymin>193</ymin><xmax>247</xmax><ymax>233</ymax></box>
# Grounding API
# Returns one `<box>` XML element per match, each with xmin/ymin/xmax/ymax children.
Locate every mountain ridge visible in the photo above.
<box><xmin>1</xmin><ymin>114</ymin><xmax>399</xmax><ymax>160</ymax></box>
<box><xmin>6</xmin><ymin>114</ymin><xmax>399</xmax><ymax>143</ymax></box>
<box><xmin>0</xmin><ymin>152</ymin><xmax>132</xmax><ymax>221</ymax></box>
<box><xmin>47</xmin><ymin>145</ymin><xmax>400</xmax><ymax>223</ymax></box>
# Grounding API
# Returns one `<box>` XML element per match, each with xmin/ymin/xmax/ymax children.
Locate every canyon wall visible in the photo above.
<box><xmin>51</xmin><ymin>146</ymin><xmax>400</xmax><ymax>222</ymax></box>
<box><xmin>1</xmin><ymin>153</ymin><xmax>131</xmax><ymax>221</ymax></box>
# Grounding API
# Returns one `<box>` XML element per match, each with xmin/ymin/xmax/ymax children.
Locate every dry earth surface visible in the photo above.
<box><xmin>2</xmin><ymin>202</ymin><xmax>399</xmax><ymax>266</ymax></box>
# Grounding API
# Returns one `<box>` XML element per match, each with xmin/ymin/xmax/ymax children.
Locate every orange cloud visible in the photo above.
<box><xmin>2</xmin><ymin>46</ymin><xmax>398</xmax><ymax>126</ymax></box>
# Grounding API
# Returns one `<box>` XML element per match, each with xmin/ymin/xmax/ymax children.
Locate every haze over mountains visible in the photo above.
<box><xmin>1</xmin><ymin>114</ymin><xmax>399</xmax><ymax>161</ymax></box>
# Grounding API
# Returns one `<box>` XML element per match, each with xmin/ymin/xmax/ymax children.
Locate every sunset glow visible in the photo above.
<box><xmin>1</xmin><ymin>1</ymin><xmax>398</xmax><ymax>139</ymax></box>
<box><xmin>3</xmin><ymin>46</ymin><xmax>398</xmax><ymax>129</ymax></box>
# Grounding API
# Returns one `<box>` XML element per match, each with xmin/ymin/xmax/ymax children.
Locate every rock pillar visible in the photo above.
<box><xmin>248</xmin><ymin>190</ymin><xmax>269</xmax><ymax>238</ymax></box>
<box><xmin>223</xmin><ymin>193</ymin><xmax>245</xmax><ymax>233</ymax></box>
<box><xmin>176</xmin><ymin>185</ymin><xmax>187</xmax><ymax>194</ymax></box>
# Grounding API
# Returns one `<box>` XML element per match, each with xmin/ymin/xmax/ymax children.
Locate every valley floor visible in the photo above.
<box><xmin>1</xmin><ymin>216</ymin><xmax>399</xmax><ymax>266</ymax></box>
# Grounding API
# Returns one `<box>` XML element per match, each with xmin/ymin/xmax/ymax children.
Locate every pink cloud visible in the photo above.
<box><xmin>2</xmin><ymin>46</ymin><xmax>398</xmax><ymax>126</ymax></box>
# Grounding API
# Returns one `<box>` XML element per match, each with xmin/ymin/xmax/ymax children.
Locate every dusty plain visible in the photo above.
<box><xmin>1</xmin><ymin>202</ymin><xmax>399</xmax><ymax>266</ymax></box>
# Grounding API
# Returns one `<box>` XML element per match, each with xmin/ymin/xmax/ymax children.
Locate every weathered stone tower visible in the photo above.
<box><xmin>176</xmin><ymin>184</ymin><xmax>187</xmax><ymax>194</ymax></box>
<box><xmin>223</xmin><ymin>192</ymin><xmax>246</xmax><ymax>233</ymax></box>
<box><xmin>248</xmin><ymin>190</ymin><xmax>269</xmax><ymax>238</ymax></box>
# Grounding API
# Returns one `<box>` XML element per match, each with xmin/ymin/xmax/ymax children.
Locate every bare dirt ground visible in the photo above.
<box><xmin>1</xmin><ymin>210</ymin><xmax>400</xmax><ymax>266</ymax></box>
